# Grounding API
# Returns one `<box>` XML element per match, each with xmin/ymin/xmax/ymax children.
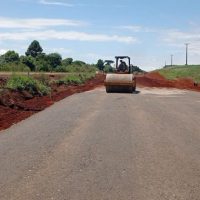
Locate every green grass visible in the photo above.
<box><xmin>158</xmin><ymin>65</ymin><xmax>200</xmax><ymax>83</ymax></box>
<box><xmin>0</xmin><ymin>62</ymin><xmax>30</xmax><ymax>72</ymax></box>
<box><xmin>55</xmin><ymin>64</ymin><xmax>97</xmax><ymax>73</ymax></box>
<box><xmin>57</xmin><ymin>73</ymin><xmax>96</xmax><ymax>85</ymax></box>
<box><xmin>6</xmin><ymin>75</ymin><xmax>51</xmax><ymax>95</ymax></box>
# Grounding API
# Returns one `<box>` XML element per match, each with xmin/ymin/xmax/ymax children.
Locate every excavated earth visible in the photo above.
<box><xmin>1</xmin><ymin>72</ymin><xmax>200</xmax><ymax>131</ymax></box>
<box><xmin>0</xmin><ymin>74</ymin><xmax>105</xmax><ymax>131</ymax></box>
<box><xmin>137</xmin><ymin>72</ymin><xmax>200</xmax><ymax>91</ymax></box>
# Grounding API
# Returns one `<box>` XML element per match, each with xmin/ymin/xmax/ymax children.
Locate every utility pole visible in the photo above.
<box><xmin>185</xmin><ymin>43</ymin><xmax>189</xmax><ymax>66</ymax></box>
<box><xmin>171</xmin><ymin>54</ymin><xmax>173</xmax><ymax>66</ymax></box>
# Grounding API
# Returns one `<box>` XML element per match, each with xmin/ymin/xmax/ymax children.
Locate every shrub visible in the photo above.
<box><xmin>6</xmin><ymin>75</ymin><xmax>50</xmax><ymax>95</ymax></box>
<box><xmin>104</xmin><ymin>65</ymin><xmax>114</xmax><ymax>73</ymax></box>
<box><xmin>64</xmin><ymin>64</ymin><xmax>97</xmax><ymax>73</ymax></box>
<box><xmin>96</xmin><ymin>59</ymin><xmax>104</xmax><ymax>71</ymax></box>
<box><xmin>79</xmin><ymin>73</ymin><xmax>96</xmax><ymax>82</ymax></box>
<box><xmin>4</xmin><ymin>51</ymin><xmax>19</xmax><ymax>63</ymax></box>
<box><xmin>72</xmin><ymin>60</ymin><xmax>86</xmax><ymax>66</ymax></box>
<box><xmin>47</xmin><ymin>53</ymin><xmax>62</xmax><ymax>69</ymax></box>
<box><xmin>62</xmin><ymin>58</ymin><xmax>73</xmax><ymax>66</ymax></box>
<box><xmin>36</xmin><ymin>63</ymin><xmax>50</xmax><ymax>72</ymax></box>
<box><xmin>20</xmin><ymin>55</ymin><xmax>36</xmax><ymax>71</ymax></box>
<box><xmin>57</xmin><ymin>73</ymin><xmax>96</xmax><ymax>85</ymax></box>
<box><xmin>54</xmin><ymin>66</ymin><xmax>67</xmax><ymax>72</ymax></box>
<box><xmin>57</xmin><ymin>74</ymin><xmax>83</xmax><ymax>85</ymax></box>
<box><xmin>36</xmin><ymin>82</ymin><xmax>51</xmax><ymax>95</ymax></box>
<box><xmin>0</xmin><ymin>63</ymin><xmax>30</xmax><ymax>72</ymax></box>
<box><xmin>36</xmin><ymin>73</ymin><xmax>49</xmax><ymax>85</ymax></box>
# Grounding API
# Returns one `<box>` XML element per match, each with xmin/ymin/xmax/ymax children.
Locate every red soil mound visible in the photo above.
<box><xmin>0</xmin><ymin>74</ymin><xmax>105</xmax><ymax>131</ymax></box>
<box><xmin>137</xmin><ymin>72</ymin><xmax>200</xmax><ymax>91</ymax></box>
<box><xmin>0</xmin><ymin>105</ymin><xmax>35</xmax><ymax>131</ymax></box>
<box><xmin>145</xmin><ymin>72</ymin><xmax>166</xmax><ymax>80</ymax></box>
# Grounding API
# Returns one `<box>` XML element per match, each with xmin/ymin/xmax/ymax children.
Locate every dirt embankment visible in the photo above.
<box><xmin>0</xmin><ymin>74</ymin><xmax>105</xmax><ymax>131</ymax></box>
<box><xmin>136</xmin><ymin>72</ymin><xmax>200</xmax><ymax>91</ymax></box>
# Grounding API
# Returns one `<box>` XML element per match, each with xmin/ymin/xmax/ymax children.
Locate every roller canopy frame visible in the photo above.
<box><xmin>115</xmin><ymin>56</ymin><xmax>132</xmax><ymax>74</ymax></box>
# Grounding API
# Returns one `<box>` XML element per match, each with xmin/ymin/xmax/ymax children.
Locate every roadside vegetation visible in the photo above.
<box><xmin>6</xmin><ymin>75</ymin><xmax>51</xmax><ymax>95</ymax></box>
<box><xmin>0</xmin><ymin>71</ymin><xmax>96</xmax><ymax>98</ymax></box>
<box><xmin>158</xmin><ymin>65</ymin><xmax>200</xmax><ymax>83</ymax></box>
<box><xmin>56</xmin><ymin>73</ymin><xmax>96</xmax><ymax>85</ymax></box>
<box><xmin>0</xmin><ymin>40</ymin><xmax>99</xmax><ymax>96</ymax></box>
<box><xmin>2</xmin><ymin>72</ymin><xmax>96</xmax><ymax>95</ymax></box>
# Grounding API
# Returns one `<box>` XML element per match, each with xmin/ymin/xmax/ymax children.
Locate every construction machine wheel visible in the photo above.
<box><xmin>105</xmin><ymin>74</ymin><xmax>136</xmax><ymax>93</ymax></box>
<box><xmin>106</xmin><ymin>86</ymin><xmax>133</xmax><ymax>93</ymax></box>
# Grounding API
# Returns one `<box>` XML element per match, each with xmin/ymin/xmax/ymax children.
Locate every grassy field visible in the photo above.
<box><xmin>158</xmin><ymin>65</ymin><xmax>200</xmax><ymax>83</ymax></box>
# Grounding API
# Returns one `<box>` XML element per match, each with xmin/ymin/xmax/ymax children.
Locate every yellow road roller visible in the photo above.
<box><xmin>104</xmin><ymin>56</ymin><xmax>136</xmax><ymax>93</ymax></box>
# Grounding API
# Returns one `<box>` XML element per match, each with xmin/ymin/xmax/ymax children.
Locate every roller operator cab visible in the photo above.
<box><xmin>104</xmin><ymin>56</ymin><xmax>136</xmax><ymax>93</ymax></box>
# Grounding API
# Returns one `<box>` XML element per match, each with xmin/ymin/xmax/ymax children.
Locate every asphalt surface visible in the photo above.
<box><xmin>1</xmin><ymin>87</ymin><xmax>200</xmax><ymax>200</ymax></box>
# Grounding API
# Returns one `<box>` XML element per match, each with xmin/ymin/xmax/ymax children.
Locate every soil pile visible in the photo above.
<box><xmin>137</xmin><ymin>72</ymin><xmax>200</xmax><ymax>91</ymax></box>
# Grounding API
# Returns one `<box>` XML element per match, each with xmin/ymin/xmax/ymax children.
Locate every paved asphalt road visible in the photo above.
<box><xmin>1</xmin><ymin>87</ymin><xmax>200</xmax><ymax>200</ymax></box>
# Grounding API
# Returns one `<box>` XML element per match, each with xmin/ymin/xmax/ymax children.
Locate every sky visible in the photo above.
<box><xmin>0</xmin><ymin>0</ymin><xmax>200</xmax><ymax>71</ymax></box>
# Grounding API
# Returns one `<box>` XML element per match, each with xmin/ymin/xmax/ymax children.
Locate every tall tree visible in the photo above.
<box><xmin>47</xmin><ymin>53</ymin><xmax>62</xmax><ymax>69</ymax></box>
<box><xmin>96</xmin><ymin>59</ymin><xmax>104</xmax><ymax>71</ymax></box>
<box><xmin>62</xmin><ymin>58</ymin><xmax>73</xmax><ymax>66</ymax></box>
<box><xmin>26</xmin><ymin>40</ymin><xmax>43</xmax><ymax>57</ymax></box>
<box><xmin>20</xmin><ymin>55</ymin><xmax>36</xmax><ymax>71</ymax></box>
<box><xmin>72</xmin><ymin>60</ymin><xmax>86</xmax><ymax>66</ymax></box>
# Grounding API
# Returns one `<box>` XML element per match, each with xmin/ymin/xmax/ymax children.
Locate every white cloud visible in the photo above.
<box><xmin>45</xmin><ymin>47</ymin><xmax>73</xmax><ymax>54</ymax></box>
<box><xmin>118</xmin><ymin>25</ymin><xmax>158</xmax><ymax>33</ymax></box>
<box><xmin>0</xmin><ymin>17</ymin><xmax>86</xmax><ymax>29</ymax></box>
<box><xmin>119</xmin><ymin>25</ymin><xmax>142</xmax><ymax>32</ymax></box>
<box><xmin>0</xmin><ymin>49</ymin><xmax>7</xmax><ymax>55</ymax></box>
<box><xmin>163</xmin><ymin>30</ymin><xmax>200</xmax><ymax>43</ymax></box>
<box><xmin>39</xmin><ymin>0</ymin><xmax>74</xmax><ymax>6</ymax></box>
<box><xmin>85</xmin><ymin>53</ymin><xmax>114</xmax><ymax>61</ymax></box>
<box><xmin>161</xmin><ymin>29</ymin><xmax>200</xmax><ymax>54</ymax></box>
<box><xmin>0</xmin><ymin>30</ymin><xmax>138</xmax><ymax>43</ymax></box>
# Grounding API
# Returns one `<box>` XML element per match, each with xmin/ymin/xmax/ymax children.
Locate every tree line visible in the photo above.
<box><xmin>0</xmin><ymin>40</ymin><xmax>143</xmax><ymax>73</ymax></box>
<box><xmin>0</xmin><ymin>40</ymin><xmax>96</xmax><ymax>72</ymax></box>
<box><xmin>96</xmin><ymin>59</ymin><xmax>144</xmax><ymax>73</ymax></box>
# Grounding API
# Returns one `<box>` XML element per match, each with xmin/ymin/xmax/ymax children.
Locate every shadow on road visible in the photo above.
<box><xmin>106</xmin><ymin>90</ymin><xmax>141</xmax><ymax>94</ymax></box>
<box><xmin>133</xmin><ymin>90</ymin><xmax>140</xmax><ymax>94</ymax></box>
